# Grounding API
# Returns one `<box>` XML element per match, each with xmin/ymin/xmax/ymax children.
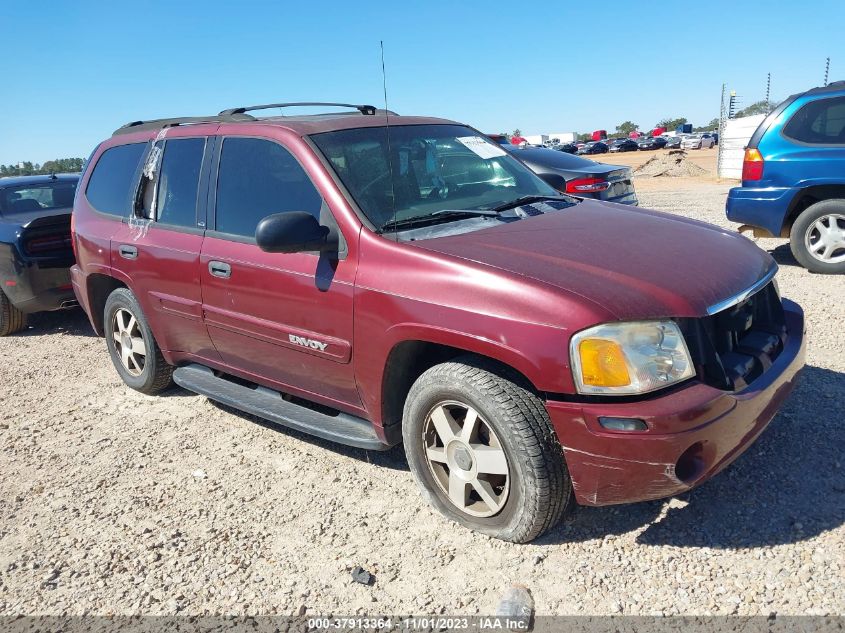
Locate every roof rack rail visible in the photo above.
<box><xmin>219</xmin><ymin>102</ymin><xmax>379</xmax><ymax>116</ymax></box>
<box><xmin>808</xmin><ymin>80</ymin><xmax>845</xmax><ymax>94</ymax></box>
<box><xmin>112</xmin><ymin>113</ymin><xmax>255</xmax><ymax>136</ymax></box>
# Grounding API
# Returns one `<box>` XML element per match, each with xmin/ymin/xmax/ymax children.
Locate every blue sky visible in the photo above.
<box><xmin>0</xmin><ymin>0</ymin><xmax>841</xmax><ymax>164</ymax></box>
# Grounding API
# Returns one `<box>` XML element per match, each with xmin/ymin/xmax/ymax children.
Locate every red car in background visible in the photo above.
<box><xmin>71</xmin><ymin>103</ymin><xmax>805</xmax><ymax>543</ymax></box>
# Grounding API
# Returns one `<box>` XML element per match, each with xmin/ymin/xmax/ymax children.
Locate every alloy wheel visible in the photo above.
<box><xmin>805</xmin><ymin>213</ymin><xmax>845</xmax><ymax>264</ymax></box>
<box><xmin>111</xmin><ymin>308</ymin><xmax>147</xmax><ymax>377</ymax></box>
<box><xmin>422</xmin><ymin>401</ymin><xmax>510</xmax><ymax>518</ymax></box>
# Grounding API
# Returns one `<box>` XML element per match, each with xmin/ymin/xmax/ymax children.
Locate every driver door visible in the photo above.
<box><xmin>199</xmin><ymin>135</ymin><xmax>360</xmax><ymax>409</ymax></box>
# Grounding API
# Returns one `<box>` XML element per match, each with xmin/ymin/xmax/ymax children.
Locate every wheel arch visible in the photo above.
<box><xmin>784</xmin><ymin>185</ymin><xmax>845</xmax><ymax>237</ymax></box>
<box><xmin>379</xmin><ymin>337</ymin><xmax>542</xmax><ymax>435</ymax></box>
<box><xmin>84</xmin><ymin>273</ymin><xmax>127</xmax><ymax>336</ymax></box>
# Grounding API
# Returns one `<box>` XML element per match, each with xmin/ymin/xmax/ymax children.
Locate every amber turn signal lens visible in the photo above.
<box><xmin>578</xmin><ymin>339</ymin><xmax>631</xmax><ymax>387</ymax></box>
<box><xmin>742</xmin><ymin>148</ymin><xmax>764</xmax><ymax>181</ymax></box>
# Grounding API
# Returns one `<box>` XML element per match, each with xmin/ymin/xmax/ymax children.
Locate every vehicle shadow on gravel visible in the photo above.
<box><xmin>768</xmin><ymin>243</ymin><xmax>802</xmax><ymax>268</ymax></box>
<box><xmin>542</xmin><ymin>365</ymin><xmax>845</xmax><ymax>549</ymax></box>
<box><xmin>208</xmin><ymin>400</ymin><xmax>410</xmax><ymax>471</ymax></box>
<box><xmin>18</xmin><ymin>307</ymin><xmax>96</xmax><ymax>338</ymax></box>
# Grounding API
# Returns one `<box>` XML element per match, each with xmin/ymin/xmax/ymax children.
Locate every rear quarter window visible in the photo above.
<box><xmin>782</xmin><ymin>95</ymin><xmax>845</xmax><ymax>145</ymax></box>
<box><xmin>85</xmin><ymin>143</ymin><xmax>146</xmax><ymax>215</ymax></box>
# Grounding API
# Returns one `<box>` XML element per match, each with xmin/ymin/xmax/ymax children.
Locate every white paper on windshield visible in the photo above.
<box><xmin>456</xmin><ymin>136</ymin><xmax>507</xmax><ymax>159</ymax></box>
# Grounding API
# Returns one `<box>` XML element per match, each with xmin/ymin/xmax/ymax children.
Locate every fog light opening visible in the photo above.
<box><xmin>675</xmin><ymin>442</ymin><xmax>705</xmax><ymax>484</ymax></box>
<box><xmin>598</xmin><ymin>416</ymin><xmax>648</xmax><ymax>431</ymax></box>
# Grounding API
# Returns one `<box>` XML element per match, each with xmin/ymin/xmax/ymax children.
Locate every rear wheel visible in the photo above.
<box><xmin>0</xmin><ymin>290</ymin><xmax>27</xmax><ymax>336</ymax></box>
<box><xmin>104</xmin><ymin>288</ymin><xmax>173</xmax><ymax>394</ymax></box>
<box><xmin>403</xmin><ymin>356</ymin><xmax>571</xmax><ymax>543</ymax></box>
<box><xmin>790</xmin><ymin>200</ymin><xmax>845</xmax><ymax>274</ymax></box>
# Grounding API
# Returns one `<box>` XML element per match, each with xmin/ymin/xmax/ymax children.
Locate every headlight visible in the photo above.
<box><xmin>570</xmin><ymin>320</ymin><xmax>695</xmax><ymax>395</ymax></box>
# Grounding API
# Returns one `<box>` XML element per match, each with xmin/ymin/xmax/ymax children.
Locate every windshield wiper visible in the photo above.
<box><xmin>431</xmin><ymin>209</ymin><xmax>499</xmax><ymax>218</ymax></box>
<box><xmin>377</xmin><ymin>209</ymin><xmax>499</xmax><ymax>233</ymax></box>
<box><xmin>489</xmin><ymin>195</ymin><xmax>569</xmax><ymax>213</ymax></box>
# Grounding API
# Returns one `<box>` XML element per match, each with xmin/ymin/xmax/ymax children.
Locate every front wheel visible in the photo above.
<box><xmin>0</xmin><ymin>290</ymin><xmax>27</xmax><ymax>336</ymax></box>
<box><xmin>104</xmin><ymin>288</ymin><xmax>173</xmax><ymax>394</ymax></box>
<box><xmin>790</xmin><ymin>200</ymin><xmax>845</xmax><ymax>274</ymax></box>
<box><xmin>402</xmin><ymin>357</ymin><xmax>571</xmax><ymax>543</ymax></box>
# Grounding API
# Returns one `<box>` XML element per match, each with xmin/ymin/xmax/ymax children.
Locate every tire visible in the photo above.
<box><xmin>789</xmin><ymin>199</ymin><xmax>845</xmax><ymax>274</ymax></box>
<box><xmin>104</xmin><ymin>287</ymin><xmax>173</xmax><ymax>394</ymax></box>
<box><xmin>402</xmin><ymin>356</ymin><xmax>571</xmax><ymax>543</ymax></box>
<box><xmin>0</xmin><ymin>290</ymin><xmax>27</xmax><ymax>336</ymax></box>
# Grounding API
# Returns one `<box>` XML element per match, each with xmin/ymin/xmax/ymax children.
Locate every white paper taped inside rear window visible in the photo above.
<box><xmin>456</xmin><ymin>136</ymin><xmax>507</xmax><ymax>159</ymax></box>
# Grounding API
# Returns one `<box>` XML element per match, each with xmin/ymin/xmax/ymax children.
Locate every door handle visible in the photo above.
<box><xmin>209</xmin><ymin>260</ymin><xmax>231</xmax><ymax>279</ymax></box>
<box><xmin>118</xmin><ymin>245</ymin><xmax>138</xmax><ymax>260</ymax></box>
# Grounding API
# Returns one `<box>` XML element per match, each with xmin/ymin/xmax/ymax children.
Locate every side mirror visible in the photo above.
<box><xmin>255</xmin><ymin>212</ymin><xmax>337</xmax><ymax>254</ymax></box>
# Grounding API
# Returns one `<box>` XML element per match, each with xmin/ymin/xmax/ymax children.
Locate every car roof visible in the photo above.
<box><xmin>0</xmin><ymin>173</ymin><xmax>80</xmax><ymax>187</ymax></box>
<box><xmin>112</xmin><ymin>103</ymin><xmax>462</xmax><ymax>138</ymax></box>
<box><xmin>505</xmin><ymin>145</ymin><xmax>599</xmax><ymax>168</ymax></box>
<box><xmin>803</xmin><ymin>80</ymin><xmax>845</xmax><ymax>96</ymax></box>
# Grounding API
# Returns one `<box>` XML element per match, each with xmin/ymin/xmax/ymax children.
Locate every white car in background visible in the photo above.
<box><xmin>681</xmin><ymin>133</ymin><xmax>716</xmax><ymax>149</ymax></box>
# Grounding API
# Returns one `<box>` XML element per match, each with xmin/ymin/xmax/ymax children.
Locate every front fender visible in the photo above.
<box><xmin>353</xmin><ymin>291</ymin><xmax>575</xmax><ymax>426</ymax></box>
<box><xmin>383</xmin><ymin>321</ymin><xmax>553</xmax><ymax>390</ymax></box>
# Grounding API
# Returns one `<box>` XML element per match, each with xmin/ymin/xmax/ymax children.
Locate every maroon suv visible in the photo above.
<box><xmin>71</xmin><ymin>103</ymin><xmax>805</xmax><ymax>542</ymax></box>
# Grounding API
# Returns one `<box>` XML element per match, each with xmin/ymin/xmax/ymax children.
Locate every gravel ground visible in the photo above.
<box><xmin>1</xmin><ymin>182</ymin><xmax>843</xmax><ymax>617</ymax></box>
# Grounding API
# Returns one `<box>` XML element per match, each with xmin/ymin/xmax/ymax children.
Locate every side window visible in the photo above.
<box><xmin>215</xmin><ymin>137</ymin><xmax>322</xmax><ymax>238</ymax></box>
<box><xmin>156</xmin><ymin>138</ymin><xmax>206</xmax><ymax>227</ymax></box>
<box><xmin>86</xmin><ymin>143</ymin><xmax>146</xmax><ymax>215</ymax></box>
<box><xmin>783</xmin><ymin>96</ymin><xmax>845</xmax><ymax>144</ymax></box>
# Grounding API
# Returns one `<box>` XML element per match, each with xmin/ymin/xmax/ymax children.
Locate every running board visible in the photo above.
<box><xmin>172</xmin><ymin>364</ymin><xmax>393</xmax><ymax>451</ymax></box>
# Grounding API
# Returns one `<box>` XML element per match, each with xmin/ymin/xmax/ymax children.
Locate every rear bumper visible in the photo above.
<box><xmin>603</xmin><ymin>192</ymin><xmax>638</xmax><ymax>206</ymax></box>
<box><xmin>2</xmin><ymin>262</ymin><xmax>75</xmax><ymax>313</ymax></box>
<box><xmin>546</xmin><ymin>300</ymin><xmax>805</xmax><ymax>506</ymax></box>
<box><xmin>726</xmin><ymin>186</ymin><xmax>797</xmax><ymax>237</ymax></box>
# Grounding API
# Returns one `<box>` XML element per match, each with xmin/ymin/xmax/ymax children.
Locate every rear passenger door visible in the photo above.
<box><xmin>110</xmin><ymin>133</ymin><xmax>220</xmax><ymax>361</ymax></box>
<box><xmin>199</xmin><ymin>135</ymin><xmax>360</xmax><ymax>408</ymax></box>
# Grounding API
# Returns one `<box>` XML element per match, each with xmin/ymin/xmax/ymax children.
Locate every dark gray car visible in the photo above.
<box><xmin>504</xmin><ymin>145</ymin><xmax>638</xmax><ymax>205</ymax></box>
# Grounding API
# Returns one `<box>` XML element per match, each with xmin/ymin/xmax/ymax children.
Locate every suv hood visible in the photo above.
<box><xmin>414</xmin><ymin>201</ymin><xmax>775</xmax><ymax>319</ymax></box>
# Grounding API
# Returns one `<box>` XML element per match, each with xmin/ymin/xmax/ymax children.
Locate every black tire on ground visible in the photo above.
<box><xmin>103</xmin><ymin>287</ymin><xmax>173</xmax><ymax>394</ymax></box>
<box><xmin>789</xmin><ymin>199</ymin><xmax>845</xmax><ymax>274</ymax></box>
<box><xmin>0</xmin><ymin>290</ymin><xmax>27</xmax><ymax>336</ymax></box>
<box><xmin>402</xmin><ymin>356</ymin><xmax>572</xmax><ymax>543</ymax></box>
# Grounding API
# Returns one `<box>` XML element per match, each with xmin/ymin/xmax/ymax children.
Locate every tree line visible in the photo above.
<box><xmin>0</xmin><ymin>158</ymin><xmax>85</xmax><ymax>178</ymax></box>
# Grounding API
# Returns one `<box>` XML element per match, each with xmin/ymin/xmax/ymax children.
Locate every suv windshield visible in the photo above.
<box><xmin>311</xmin><ymin>124</ymin><xmax>559</xmax><ymax>231</ymax></box>
<box><xmin>0</xmin><ymin>180</ymin><xmax>77</xmax><ymax>216</ymax></box>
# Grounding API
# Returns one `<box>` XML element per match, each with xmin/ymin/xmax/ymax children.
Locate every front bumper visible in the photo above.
<box><xmin>726</xmin><ymin>186</ymin><xmax>796</xmax><ymax>237</ymax></box>
<box><xmin>546</xmin><ymin>300</ymin><xmax>805</xmax><ymax>506</ymax></box>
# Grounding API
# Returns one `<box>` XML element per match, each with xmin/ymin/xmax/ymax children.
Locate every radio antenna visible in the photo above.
<box><xmin>380</xmin><ymin>40</ymin><xmax>398</xmax><ymax>240</ymax></box>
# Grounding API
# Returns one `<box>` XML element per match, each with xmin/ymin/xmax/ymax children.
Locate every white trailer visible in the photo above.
<box><xmin>717</xmin><ymin>114</ymin><xmax>766</xmax><ymax>180</ymax></box>
<box><xmin>548</xmin><ymin>132</ymin><xmax>576</xmax><ymax>144</ymax></box>
<box><xmin>524</xmin><ymin>134</ymin><xmax>549</xmax><ymax>146</ymax></box>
